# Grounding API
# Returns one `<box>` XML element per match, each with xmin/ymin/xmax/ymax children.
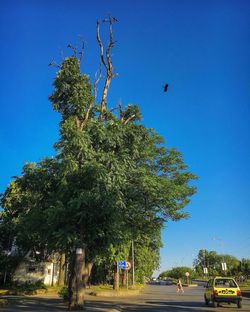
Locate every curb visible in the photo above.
<box><xmin>0</xmin><ymin>299</ymin><xmax>8</xmax><ymax>307</ymax></box>
<box><xmin>85</xmin><ymin>304</ymin><xmax>122</xmax><ymax>311</ymax></box>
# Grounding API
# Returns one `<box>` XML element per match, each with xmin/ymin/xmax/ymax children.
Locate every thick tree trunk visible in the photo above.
<box><xmin>101</xmin><ymin>74</ymin><xmax>112</xmax><ymax>115</ymax></box>
<box><xmin>68</xmin><ymin>248</ymin><xmax>85</xmax><ymax>310</ymax></box>
<box><xmin>113</xmin><ymin>262</ymin><xmax>119</xmax><ymax>290</ymax></box>
<box><xmin>58</xmin><ymin>253</ymin><xmax>66</xmax><ymax>286</ymax></box>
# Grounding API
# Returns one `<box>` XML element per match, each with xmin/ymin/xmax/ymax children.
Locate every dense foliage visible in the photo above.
<box><xmin>159</xmin><ymin>250</ymin><xmax>250</xmax><ymax>282</ymax></box>
<box><xmin>159</xmin><ymin>266</ymin><xmax>198</xmax><ymax>281</ymax></box>
<box><xmin>158</xmin><ymin>249</ymin><xmax>250</xmax><ymax>283</ymax></box>
<box><xmin>0</xmin><ymin>54</ymin><xmax>197</xmax><ymax>289</ymax></box>
<box><xmin>193</xmin><ymin>249</ymin><xmax>249</xmax><ymax>278</ymax></box>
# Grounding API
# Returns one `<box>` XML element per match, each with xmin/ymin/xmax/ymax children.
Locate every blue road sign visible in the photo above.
<box><xmin>118</xmin><ymin>260</ymin><xmax>127</xmax><ymax>269</ymax></box>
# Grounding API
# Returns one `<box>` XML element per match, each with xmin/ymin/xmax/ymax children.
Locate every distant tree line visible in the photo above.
<box><xmin>159</xmin><ymin>266</ymin><xmax>197</xmax><ymax>281</ymax></box>
<box><xmin>194</xmin><ymin>249</ymin><xmax>250</xmax><ymax>279</ymax></box>
<box><xmin>159</xmin><ymin>249</ymin><xmax>250</xmax><ymax>281</ymax></box>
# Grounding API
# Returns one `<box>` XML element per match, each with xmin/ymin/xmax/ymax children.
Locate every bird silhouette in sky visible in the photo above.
<box><xmin>163</xmin><ymin>84</ymin><xmax>169</xmax><ymax>92</ymax></box>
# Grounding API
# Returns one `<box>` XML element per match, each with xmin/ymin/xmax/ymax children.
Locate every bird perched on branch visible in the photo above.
<box><xmin>163</xmin><ymin>84</ymin><xmax>169</xmax><ymax>92</ymax></box>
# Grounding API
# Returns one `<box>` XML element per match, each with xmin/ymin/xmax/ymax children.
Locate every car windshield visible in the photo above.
<box><xmin>215</xmin><ymin>279</ymin><xmax>237</xmax><ymax>288</ymax></box>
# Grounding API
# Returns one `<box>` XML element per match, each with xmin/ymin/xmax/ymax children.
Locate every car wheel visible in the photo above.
<box><xmin>237</xmin><ymin>300</ymin><xmax>242</xmax><ymax>309</ymax></box>
<box><xmin>212</xmin><ymin>300</ymin><xmax>217</xmax><ymax>308</ymax></box>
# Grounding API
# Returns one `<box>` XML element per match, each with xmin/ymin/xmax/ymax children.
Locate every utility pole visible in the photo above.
<box><xmin>213</xmin><ymin>237</ymin><xmax>227</xmax><ymax>276</ymax></box>
<box><xmin>131</xmin><ymin>240</ymin><xmax>135</xmax><ymax>286</ymax></box>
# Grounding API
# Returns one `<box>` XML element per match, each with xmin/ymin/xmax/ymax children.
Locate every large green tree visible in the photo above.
<box><xmin>0</xmin><ymin>17</ymin><xmax>197</xmax><ymax>310</ymax></box>
<box><xmin>194</xmin><ymin>249</ymin><xmax>242</xmax><ymax>277</ymax></box>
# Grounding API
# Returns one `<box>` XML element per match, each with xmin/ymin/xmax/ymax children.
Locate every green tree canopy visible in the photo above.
<box><xmin>159</xmin><ymin>266</ymin><xmax>197</xmax><ymax>280</ymax></box>
<box><xmin>193</xmin><ymin>249</ymin><xmax>243</xmax><ymax>277</ymax></box>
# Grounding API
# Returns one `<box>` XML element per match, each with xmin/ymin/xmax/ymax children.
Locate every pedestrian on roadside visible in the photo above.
<box><xmin>177</xmin><ymin>278</ymin><xmax>184</xmax><ymax>294</ymax></box>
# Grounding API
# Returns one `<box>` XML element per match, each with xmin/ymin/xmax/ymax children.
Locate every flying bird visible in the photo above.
<box><xmin>163</xmin><ymin>84</ymin><xmax>169</xmax><ymax>92</ymax></box>
<box><xmin>111</xmin><ymin>16</ymin><xmax>119</xmax><ymax>22</ymax></box>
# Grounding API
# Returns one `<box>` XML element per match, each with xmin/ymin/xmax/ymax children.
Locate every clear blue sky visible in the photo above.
<box><xmin>1</xmin><ymin>0</ymin><xmax>250</xmax><ymax>274</ymax></box>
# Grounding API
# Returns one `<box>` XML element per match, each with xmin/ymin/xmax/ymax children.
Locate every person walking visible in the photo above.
<box><xmin>177</xmin><ymin>278</ymin><xmax>184</xmax><ymax>294</ymax></box>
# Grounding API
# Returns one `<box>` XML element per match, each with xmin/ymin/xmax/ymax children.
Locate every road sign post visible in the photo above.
<box><xmin>132</xmin><ymin>240</ymin><xmax>135</xmax><ymax>286</ymax></box>
<box><xmin>118</xmin><ymin>260</ymin><xmax>127</xmax><ymax>269</ymax></box>
<box><xmin>116</xmin><ymin>261</ymin><xmax>119</xmax><ymax>290</ymax></box>
<box><xmin>185</xmin><ymin>271</ymin><xmax>190</xmax><ymax>284</ymax></box>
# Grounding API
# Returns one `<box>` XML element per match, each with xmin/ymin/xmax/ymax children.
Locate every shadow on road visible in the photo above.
<box><xmin>3</xmin><ymin>296</ymin><xmax>68</xmax><ymax>311</ymax></box>
<box><xmin>147</xmin><ymin>300</ymin><xmax>203</xmax><ymax>307</ymax></box>
<box><xmin>3</xmin><ymin>296</ymin><xmax>121</xmax><ymax>311</ymax></box>
<box><xmin>3</xmin><ymin>294</ymin><xmax>249</xmax><ymax>311</ymax></box>
<box><xmin>122</xmin><ymin>300</ymin><xmax>244</xmax><ymax>311</ymax></box>
<box><xmin>119</xmin><ymin>299</ymin><xmax>206</xmax><ymax>311</ymax></box>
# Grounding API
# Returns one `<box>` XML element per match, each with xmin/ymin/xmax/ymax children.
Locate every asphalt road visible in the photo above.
<box><xmin>2</xmin><ymin>284</ymin><xmax>250</xmax><ymax>312</ymax></box>
<box><xmin>115</xmin><ymin>284</ymin><xmax>250</xmax><ymax>311</ymax></box>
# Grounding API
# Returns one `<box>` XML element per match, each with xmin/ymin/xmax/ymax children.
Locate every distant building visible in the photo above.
<box><xmin>13</xmin><ymin>251</ymin><xmax>60</xmax><ymax>286</ymax></box>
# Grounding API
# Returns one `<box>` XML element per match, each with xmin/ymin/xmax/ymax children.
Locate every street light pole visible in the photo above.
<box><xmin>132</xmin><ymin>240</ymin><xmax>135</xmax><ymax>286</ymax></box>
<box><xmin>213</xmin><ymin>237</ymin><xmax>227</xmax><ymax>276</ymax></box>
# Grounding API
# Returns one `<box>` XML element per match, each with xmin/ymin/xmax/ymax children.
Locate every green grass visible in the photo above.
<box><xmin>0</xmin><ymin>289</ymin><xmax>9</xmax><ymax>295</ymax></box>
<box><xmin>87</xmin><ymin>283</ymin><xmax>144</xmax><ymax>296</ymax></box>
<box><xmin>46</xmin><ymin>285</ymin><xmax>62</xmax><ymax>292</ymax></box>
<box><xmin>89</xmin><ymin>285</ymin><xmax>113</xmax><ymax>292</ymax></box>
<box><xmin>89</xmin><ymin>283</ymin><xmax>143</xmax><ymax>292</ymax></box>
<box><xmin>239</xmin><ymin>279</ymin><xmax>250</xmax><ymax>289</ymax></box>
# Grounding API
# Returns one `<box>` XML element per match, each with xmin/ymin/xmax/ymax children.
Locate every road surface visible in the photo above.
<box><xmin>2</xmin><ymin>284</ymin><xmax>250</xmax><ymax>311</ymax></box>
<box><xmin>115</xmin><ymin>284</ymin><xmax>250</xmax><ymax>311</ymax></box>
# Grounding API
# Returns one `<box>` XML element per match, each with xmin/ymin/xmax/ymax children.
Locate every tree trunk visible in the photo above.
<box><xmin>121</xmin><ymin>270</ymin><xmax>126</xmax><ymax>287</ymax></box>
<box><xmin>68</xmin><ymin>247</ymin><xmax>85</xmax><ymax>310</ymax></box>
<box><xmin>101</xmin><ymin>74</ymin><xmax>112</xmax><ymax>115</ymax></box>
<box><xmin>113</xmin><ymin>262</ymin><xmax>119</xmax><ymax>290</ymax></box>
<box><xmin>82</xmin><ymin>262</ymin><xmax>93</xmax><ymax>288</ymax></box>
<box><xmin>58</xmin><ymin>253</ymin><xmax>66</xmax><ymax>286</ymax></box>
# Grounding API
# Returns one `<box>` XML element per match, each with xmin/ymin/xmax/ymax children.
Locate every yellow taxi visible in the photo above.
<box><xmin>204</xmin><ymin>277</ymin><xmax>242</xmax><ymax>308</ymax></box>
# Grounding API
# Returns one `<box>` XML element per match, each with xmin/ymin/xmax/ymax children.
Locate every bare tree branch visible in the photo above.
<box><xmin>59</xmin><ymin>49</ymin><xmax>64</xmax><ymax>61</ymax></box>
<box><xmin>48</xmin><ymin>58</ymin><xmax>60</xmax><ymax>68</ymax></box>
<box><xmin>78</xmin><ymin>36</ymin><xmax>85</xmax><ymax>63</ymax></box>
<box><xmin>82</xmin><ymin>65</ymin><xmax>102</xmax><ymax>126</ymax></box>
<box><xmin>96</xmin><ymin>21</ymin><xmax>108</xmax><ymax>70</ymax></box>
<box><xmin>67</xmin><ymin>43</ymin><xmax>77</xmax><ymax>57</ymax></box>
<box><xmin>124</xmin><ymin>114</ymin><xmax>136</xmax><ymax>125</ymax></box>
<box><xmin>94</xmin><ymin>65</ymin><xmax>102</xmax><ymax>100</ymax></box>
<box><xmin>96</xmin><ymin>16</ymin><xmax>118</xmax><ymax>118</ymax></box>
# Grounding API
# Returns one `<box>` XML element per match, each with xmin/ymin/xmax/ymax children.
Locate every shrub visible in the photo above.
<box><xmin>11</xmin><ymin>280</ymin><xmax>47</xmax><ymax>293</ymax></box>
<box><xmin>58</xmin><ymin>286</ymin><xmax>69</xmax><ymax>301</ymax></box>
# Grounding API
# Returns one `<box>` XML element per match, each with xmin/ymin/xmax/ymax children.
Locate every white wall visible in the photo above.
<box><xmin>13</xmin><ymin>261</ymin><xmax>59</xmax><ymax>286</ymax></box>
